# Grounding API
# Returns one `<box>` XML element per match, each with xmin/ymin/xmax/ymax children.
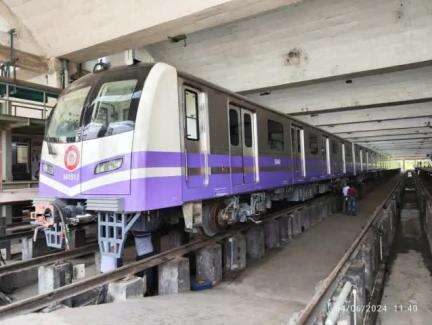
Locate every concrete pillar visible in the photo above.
<box><xmin>264</xmin><ymin>219</ymin><xmax>280</xmax><ymax>249</ymax></box>
<box><xmin>246</xmin><ymin>226</ymin><xmax>265</xmax><ymax>260</ymax></box>
<box><xmin>158</xmin><ymin>257</ymin><xmax>190</xmax><ymax>295</ymax></box>
<box><xmin>309</xmin><ymin>204</ymin><xmax>319</xmax><ymax>226</ymax></box>
<box><xmin>38</xmin><ymin>262</ymin><xmax>73</xmax><ymax>294</ymax></box>
<box><xmin>21</xmin><ymin>236</ymin><xmax>34</xmax><ymax>261</ymax></box>
<box><xmin>1</xmin><ymin>129</ymin><xmax>12</xmax><ymax>182</ymax></box>
<box><xmin>73</xmin><ymin>264</ymin><xmax>86</xmax><ymax>280</ymax></box>
<box><xmin>301</xmin><ymin>208</ymin><xmax>311</xmax><ymax>232</ymax></box>
<box><xmin>68</xmin><ymin>228</ymin><xmax>86</xmax><ymax>249</ymax></box>
<box><xmin>223</xmin><ymin>233</ymin><xmax>246</xmax><ymax>273</ymax></box>
<box><xmin>107</xmin><ymin>276</ymin><xmax>146</xmax><ymax>302</ymax></box>
<box><xmin>279</xmin><ymin>216</ymin><xmax>290</xmax><ymax>244</ymax></box>
<box><xmin>196</xmin><ymin>243</ymin><xmax>222</xmax><ymax>285</ymax></box>
<box><xmin>291</xmin><ymin>212</ymin><xmax>302</xmax><ymax>235</ymax></box>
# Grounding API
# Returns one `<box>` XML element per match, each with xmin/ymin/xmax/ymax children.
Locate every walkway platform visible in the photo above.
<box><xmin>5</xmin><ymin>177</ymin><xmax>399</xmax><ymax>325</ymax></box>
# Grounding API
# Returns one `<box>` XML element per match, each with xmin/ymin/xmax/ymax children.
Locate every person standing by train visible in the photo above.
<box><xmin>347</xmin><ymin>184</ymin><xmax>358</xmax><ymax>216</ymax></box>
<box><xmin>342</xmin><ymin>183</ymin><xmax>350</xmax><ymax>214</ymax></box>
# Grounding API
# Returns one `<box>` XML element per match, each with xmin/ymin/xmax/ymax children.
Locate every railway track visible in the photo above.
<box><xmin>297</xmin><ymin>175</ymin><xmax>403</xmax><ymax>324</ymax></box>
<box><xmin>0</xmin><ymin>201</ymin><xmax>308</xmax><ymax>320</ymax></box>
<box><xmin>0</xmin><ymin>173</ymin><xmax>401</xmax><ymax>322</ymax></box>
<box><xmin>0</xmin><ymin>242</ymin><xmax>98</xmax><ymax>278</ymax></box>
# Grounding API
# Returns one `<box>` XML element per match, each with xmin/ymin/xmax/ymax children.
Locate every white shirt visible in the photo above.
<box><xmin>342</xmin><ymin>186</ymin><xmax>350</xmax><ymax>197</ymax></box>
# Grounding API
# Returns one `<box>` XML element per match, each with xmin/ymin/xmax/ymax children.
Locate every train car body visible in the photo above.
<box><xmin>34</xmin><ymin>63</ymin><xmax>385</xmax><ymax>260</ymax></box>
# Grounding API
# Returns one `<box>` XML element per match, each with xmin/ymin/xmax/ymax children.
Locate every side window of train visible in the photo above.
<box><xmin>184</xmin><ymin>88</ymin><xmax>199</xmax><ymax>140</ymax></box>
<box><xmin>229</xmin><ymin>108</ymin><xmax>240</xmax><ymax>146</ymax></box>
<box><xmin>309</xmin><ymin>134</ymin><xmax>318</xmax><ymax>155</ymax></box>
<box><xmin>267</xmin><ymin>119</ymin><xmax>284</xmax><ymax>151</ymax></box>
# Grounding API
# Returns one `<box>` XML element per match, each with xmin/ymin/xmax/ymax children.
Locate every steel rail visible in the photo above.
<box><xmin>296</xmin><ymin>176</ymin><xmax>403</xmax><ymax>324</ymax></box>
<box><xmin>0</xmin><ymin>242</ymin><xmax>98</xmax><ymax>278</ymax></box>
<box><xmin>0</xmin><ymin>203</ymin><xmax>306</xmax><ymax>320</ymax></box>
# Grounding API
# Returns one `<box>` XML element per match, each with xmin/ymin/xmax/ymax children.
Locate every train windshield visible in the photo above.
<box><xmin>81</xmin><ymin>79</ymin><xmax>139</xmax><ymax>141</ymax></box>
<box><xmin>46</xmin><ymin>78</ymin><xmax>140</xmax><ymax>143</ymax></box>
<box><xmin>46</xmin><ymin>86</ymin><xmax>91</xmax><ymax>143</ymax></box>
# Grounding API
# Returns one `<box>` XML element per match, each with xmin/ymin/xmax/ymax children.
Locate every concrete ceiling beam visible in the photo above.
<box><xmin>246</xmin><ymin>66</ymin><xmax>432</xmax><ymax>115</ymax></box>
<box><xmin>320</xmin><ymin>117</ymin><xmax>432</xmax><ymax>134</ymax></box>
<box><xmin>334</xmin><ymin>127</ymin><xmax>432</xmax><ymax>137</ymax></box>
<box><xmin>2</xmin><ymin>0</ymin><xmax>296</xmax><ymax>62</ymax></box>
<box><xmin>298</xmin><ymin>102</ymin><xmax>432</xmax><ymax>127</ymax></box>
<box><xmin>146</xmin><ymin>0</ymin><xmax>432</xmax><ymax>92</ymax></box>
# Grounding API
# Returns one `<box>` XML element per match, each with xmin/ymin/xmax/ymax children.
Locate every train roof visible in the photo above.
<box><xmin>77</xmin><ymin>62</ymin><xmax>381</xmax><ymax>156</ymax></box>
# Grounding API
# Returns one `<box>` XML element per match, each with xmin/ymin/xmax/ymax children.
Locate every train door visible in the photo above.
<box><xmin>290</xmin><ymin>125</ymin><xmax>305</xmax><ymax>181</ymax></box>
<box><xmin>228</xmin><ymin>104</ymin><xmax>258</xmax><ymax>186</ymax></box>
<box><xmin>183</xmin><ymin>85</ymin><xmax>209</xmax><ymax>188</ymax></box>
<box><xmin>241</xmin><ymin>109</ymin><xmax>258</xmax><ymax>184</ymax></box>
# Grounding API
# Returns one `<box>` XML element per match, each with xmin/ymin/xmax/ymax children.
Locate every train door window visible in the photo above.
<box><xmin>309</xmin><ymin>134</ymin><xmax>318</xmax><ymax>155</ymax></box>
<box><xmin>229</xmin><ymin>108</ymin><xmax>240</xmax><ymax>146</ymax></box>
<box><xmin>360</xmin><ymin>149</ymin><xmax>364</xmax><ymax>171</ymax></box>
<box><xmin>267</xmin><ymin>119</ymin><xmax>284</xmax><ymax>151</ymax></box>
<box><xmin>184</xmin><ymin>89</ymin><xmax>199</xmax><ymax>140</ymax></box>
<box><xmin>242</xmin><ymin>109</ymin><xmax>258</xmax><ymax>183</ymax></box>
<box><xmin>243</xmin><ymin>113</ymin><xmax>252</xmax><ymax>148</ymax></box>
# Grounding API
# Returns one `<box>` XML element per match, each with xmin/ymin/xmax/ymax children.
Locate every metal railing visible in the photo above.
<box><xmin>0</xmin><ymin>79</ymin><xmax>60</xmax><ymax>120</ymax></box>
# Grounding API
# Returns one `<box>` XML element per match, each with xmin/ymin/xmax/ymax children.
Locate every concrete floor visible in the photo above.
<box><xmin>4</xmin><ymin>177</ymin><xmax>399</xmax><ymax>325</ymax></box>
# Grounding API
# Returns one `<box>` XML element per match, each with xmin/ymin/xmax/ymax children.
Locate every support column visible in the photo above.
<box><xmin>107</xmin><ymin>276</ymin><xmax>146</xmax><ymax>302</ymax></box>
<box><xmin>196</xmin><ymin>243</ymin><xmax>222</xmax><ymax>285</ymax></box>
<box><xmin>223</xmin><ymin>233</ymin><xmax>246</xmax><ymax>273</ymax></box>
<box><xmin>38</xmin><ymin>261</ymin><xmax>73</xmax><ymax>294</ymax></box>
<box><xmin>158</xmin><ymin>257</ymin><xmax>190</xmax><ymax>295</ymax></box>
<box><xmin>279</xmin><ymin>216</ymin><xmax>290</xmax><ymax>244</ymax></box>
<box><xmin>264</xmin><ymin>219</ymin><xmax>280</xmax><ymax>249</ymax></box>
<box><xmin>246</xmin><ymin>226</ymin><xmax>265</xmax><ymax>260</ymax></box>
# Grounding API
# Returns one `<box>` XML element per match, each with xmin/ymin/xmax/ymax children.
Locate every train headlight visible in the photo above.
<box><xmin>94</xmin><ymin>158</ymin><xmax>123</xmax><ymax>174</ymax></box>
<box><xmin>42</xmin><ymin>162</ymin><xmax>54</xmax><ymax>175</ymax></box>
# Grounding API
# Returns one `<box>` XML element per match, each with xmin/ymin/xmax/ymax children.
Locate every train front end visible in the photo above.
<box><xmin>32</xmin><ymin>63</ymin><xmax>183</xmax><ymax>269</ymax></box>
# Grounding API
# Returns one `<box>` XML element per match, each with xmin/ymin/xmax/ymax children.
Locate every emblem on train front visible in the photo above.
<box><xmin>64</xmin><ymin>145</ymin><xmax>80</xmax><ymax>171</ymax></box>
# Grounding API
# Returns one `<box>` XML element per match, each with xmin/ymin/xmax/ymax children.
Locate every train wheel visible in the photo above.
<box><xmin>201</xmin><ymin>201</ymin><xmax>227</xmax><ymax>237</ymax></box>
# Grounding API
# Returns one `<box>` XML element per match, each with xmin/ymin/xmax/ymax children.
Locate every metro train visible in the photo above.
<box><xmin>33</xmin><ymin>62</ymin><xmax>387</xmax><ymax>268</ymax></box>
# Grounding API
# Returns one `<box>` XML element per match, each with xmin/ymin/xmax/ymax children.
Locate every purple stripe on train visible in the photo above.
<box><xmin>39</xmin><ymin>150</ymin><xmax>356</xmax><ymax>212</ymax></box>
